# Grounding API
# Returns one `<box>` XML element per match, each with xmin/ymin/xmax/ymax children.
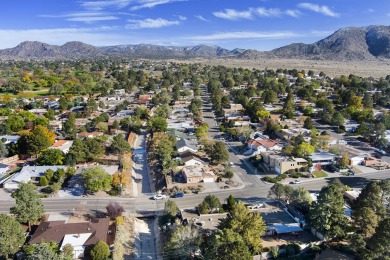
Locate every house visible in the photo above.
<box><xmin>76</xmin><ymin>131</ymin><xmax>104</xmax><ymax>140</ymax></box>
<box><xmin>0</xmin><ymin>164</ymin><xmax>9</xmax><ymax>176</ymax></box>
<box><xmin>261</xmin><ymin>153</ymin><xmax>308</xmax><ymax>174</ymax></box>
<box><xmin>29</xmin><ymin>218</ymin><xmax>110</xmax><ymax>259</ymax></box>
<box><xmin>182</xmin><ymin>166</ymin><xmax>216</xmax><ymax>183</ymax></box>
<box><xmin>179</xmin><ymin>150</ymin><xmax>208</xmax><ymax>166</ymax></box>
<box><xmin>29</xmin><ymin>108</ymin><xmax>48</xmax><ymax>116</ymax></box>
<box><xmin>138</xmin><ymin>94</ymin><xmax>152</xmax><ymax>105</ymax></box>
<box><xmin>75</xmin><ymin>118</ymin><xmax>91</xmax><ymax>129</ymax></box>
<box><xmin>309</xmin><ymin>150</ymin><xmax>339</xmax><ymax>166</ymax></box>
<box><xmin>176</xmin><ymin>138</ymin><xmax>198</xmax><ymax>153</ymax></box>
<box><xmin>114</xmin><ymin>89</ymin><xmax>126</xmax><ymax>95</ymax></box>
<box><xmin>343</xmin><ymin>121</ymin><xmax>360</xmax><ymax>133</ymax></box>
<box><xmin>49</xmin><ymin>140</ymin><xmax>74</xmax><ymax>154</ymax></box>
<box><xmin>0</xmin><ymin>135</ymin><xmax>20</xmax><ymax>145</ymax></box>
<box><xmin>49</xmin><ymin>120</ymin><xmax>63</xmax><ymax>131</ymax></box>
<box><xmin>116</xmin><ymin>109</ymin><xmax>134</xmax><ymax>117</ymax></box>
<box><xmin>3</xmin><ymin>165</ymin><xmax>66</xmax><ymax>189</ymax></box>
<box><xmin>247</xmin><ymin>139</ymin><xmax>283</xmax><ymax>154</ymax></box>
<box><xmin>167</xmin><ymin>130</ymin><xmax>197</xmax><ymax>140</ymax></box>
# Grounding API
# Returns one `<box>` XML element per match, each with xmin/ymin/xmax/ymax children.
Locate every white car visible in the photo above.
<box><xmin>290</xmin><ymin>180</ymin><xmax>301</xmax><ymax>184</ymax></box>
<box><xmin>153</xmin><ymin>194</ymin><xmax>166</xmax><ymax>200</ymax></box>
<box><xmin>229</xmin><ymin>161</ymin><xmax>235</xmax><ymax>166</ymax></box>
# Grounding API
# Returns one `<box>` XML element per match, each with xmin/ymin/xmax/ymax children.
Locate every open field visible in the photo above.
<box><xmin>0</xmin><ymin>89</ymin><xmax>49</xmax><ymax>99</ymax></box>
<box><xmin>172</xmin><ymin>58</ymin><xmax>390</xmax><ymax>78</ymax></box>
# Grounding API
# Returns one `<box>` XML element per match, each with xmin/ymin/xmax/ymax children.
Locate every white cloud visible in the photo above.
<box><xmin>178</xmin><ymin>15</ymin><xmax>187</xmax><ymax>21</ymax></box>
<box><xmin>213</xmin><ymin>9</ymin><xmax>253</xmax><ymax>20</ymax></box>
<box><xmin>187</xmin><ymin>31</ymin><xmax>301</xmax><ymax>41</ymax></box>
<box><xmin>368</xmin><ymin>8</ymin><xmax>374</xmax><ymax>13</ymax></box>
<box><xmin>127</xmin><ymin>18</ymin><xmax>180</xmax><ymax>29</ymax></box>
<box><xmin>252</xmin><ymin>7</ymin><xmax>281</xmax><ymax>17</ymax></box>
<box><xmin>285</xmin><ymin>9</ymin><xmax>301</xmax><ymax>18</ymax></box>
<box><xmin>81</xmin><ymin>0</ymin><xmax>132</xmax><ymax>11</ymax></box>
<box><xmin>67</xmin><ymin>16</ymin><xmax>119</xmax><ymax>22</ymax></box>
<box><xmin>195</xmin><ymin>15</ymin><xmax>208</xmax><ymax>22</ymax></box>
<box><xmin>130</xmin><ymin>0</ymin><xmax>186</xmax><ymax>11</ymax></box>
<box><xmin>214</xmin><ymin>7</ymin><xmax>303</xmax><ymax>20</ymax></box>
<box><xmin>298</xmin><ymin>3</ymin><xmax>339</xmax><ymax>17</ymax></box>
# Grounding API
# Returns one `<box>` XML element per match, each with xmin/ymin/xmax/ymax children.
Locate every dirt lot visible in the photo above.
<box><xmin>114</xmin><ymin>214</ymin><xmax>135</xmax><ymax>260</ymax></box>
<box><xmin>171</xmin><ymin>58</ymin><xmax>390</xmax><ymax>78</ymax></box>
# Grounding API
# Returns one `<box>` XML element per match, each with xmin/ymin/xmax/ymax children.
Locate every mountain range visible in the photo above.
<box><xmin>1</xmin><ymin>25</ymin><xmax>390</xmax><ymax>61</ymax></box>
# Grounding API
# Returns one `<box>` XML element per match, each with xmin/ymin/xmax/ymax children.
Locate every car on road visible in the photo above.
<box><xmin>291</xmin><ymin>180</ymin><xmax>302</xmax><ymax>184</ymax></box>
<box><xmin>375</xmin><ymin>148</ymin><xmax>387</xmax><ymax>155</ymax></box>
<box><xmin>171</xmin><ymin>192</ymin><xmax>184</xmax><ymax>198</ymax></box>
<box><xmin>229</xmin><ymin>161</ymin><xmax>235</xmax><ymax>166</ymax></box>
<box><xmin>153</xmin><ymin>194</ymin><xmax>166</xmax><ymax>200</ymax></box>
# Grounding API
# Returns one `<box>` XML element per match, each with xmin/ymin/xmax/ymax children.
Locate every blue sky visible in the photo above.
<box><xmin>1</xmin><ymin>0</ymin><xmax>390</xmax><ymax>50</ymax></box>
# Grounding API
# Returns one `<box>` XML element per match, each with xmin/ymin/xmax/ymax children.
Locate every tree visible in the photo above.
<box><xmin>352</xmin><ymin>181</ymin><xmax>386</xmax><ymax>220</ymax></box>
<box><xmin>270</xmin><ymin>183</ymin><xmax>291</xmax><ymax>200</ymax></box>
<box><xmin>58</xmin><ymin>96</ymin><xmax>68</xmax><ymax>111</ymax></box>
<box><xmin>303</xmin><ymin>117</ymin><xmax>314</xmax><ymax>129</ymax></box>
<box><xmin>26</xmin><ymin>125</ymin><xmax>55</xmax><ymax>155</ymax></box>
<box><xmin>204</xmin><ymin>229</ymin><xmax>252</xmax><ymax>260</ymax></box>
<box><xmin>226</xmin><ymin>194</ymin><xmax>236</xmax><ymax>212</ymax></box>
<box><xmin>363</xmin><ymin>218</ymin><xmax>390</xmax><ymax>259</ymax></box>
<box><xmin>295</xmin><ymin>142</ymin><xmax>314</xmax><ymax>157</ymax></box>
<box><xmin>352</xmin><ymin>207</ymin><xmax>378</xmax><ymax>239</ymax></box>
<box><xmin>5</xmin><ymin>114</ymin><xmax>25</xmax><ymax>132</ymax></box>
<box><xmin>111</xmin><ymin>135</ymin><xmax>131</xmax><ymax>155</ymax></box>
<box><xmin>25</xmin><ymin>243</ymin><xmax>61</xmax><ymax>260</ymax></box>
<box><xmin>61</xmin><ymin>244</ymin><xmax>74</xmax><ymax>260</ymax></box>
<box><xmin>90</xmin><ymin>241</ymin><xmax>110</xmax><ymax>260</ymax></box>
<box><xmin>11</xmin><ymin>182</ymin><xmax>45</xmax><ymax>231</ymax></box>
<box><xmin>340</xmin><ymin>152</ymin><xmax>349</xmax><ymax>168</ymax></box>
<box><xmin>63</xmin><ymin>112</ymin><xmax>76</xmax><ymax>139</ymax></box>
<box><xmin>205</xmin><ymin>141</ymin><xmax>229</xmax><ymax>165</ymax></box>
<box><xmin>219</xmin><ymin>201</ymin><xmax>265</xmax><ymax>253</ymax></box>
<box><xmin>306</xmin><ymin>185</ymin><xmax>346</xmax><ymax>240</ymax></box>
<box><xmin>362</xmin><ymin>92</ymin><xmax>373</xmax><ymax>109</ymax></box>
<box><xmin>198</xmin><ymin>195</ymin><xmax>222</xmax><ymax>214</ymax></box>
<box><xmin>106</xmin><ymin>202</ymin><xmax>124</xmax><ymax>220</ymax></box>
<box><xmin>39</xmin><ymin>176</ymin><xmax>49</xmax><ymax>186</ymax></box>
<box><xmin>66</xmin><ymin>139</ymin><xmax>87</xmax><ymax>164</ymax></box>
<box><xmin>282</xmin><ymin>89</ymin><xmax>295</xmax><ymax>119</ymax></box>
<box><xmin>0</xmin><ymin>214</ymin><xmax>25</xmax><ymax>258</ymax></box>
<box><xmin>36</xmin><ymin>149</ymin><xmax>64</xmax><ymax>165</ymax></box>
<box><xmin>95</xmin><ymin>122</ymin><xmax>108</xmax><ymax>133</ymax></box>
<box><xmin>84</xmin><ymin>138</ymin><xmax>105</xmax><ymax>161</ymax></box>
<box><xmin>147</xmin><ymin>116</ymin><xmax>167</xmax><ymax>132</ymax></box>
<box><xmin>0</xmin><ymin>141</ymin><xmax>7</xmax><ymax>158</ymax></box>
<box><xmin>290</xmin><ymin>187</ymin><xmax>312</xmax><ymax>214</ymax></box>
<box><xmin>82</xmin><ymin>166</ymin><xmax>113</xmax><ymax>192</ymax></box>
<box><xmin>164</xmin><ymin>199</ymin><xmax>179</xmax><ymax>218</ymax></box>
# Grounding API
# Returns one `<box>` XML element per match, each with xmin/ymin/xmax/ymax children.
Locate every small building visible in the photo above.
<box><xmin>262</xmin><ymin>153</ymin><xmax>307</xmax><ymax>174</ymax></box>
<box><xmin>182</xmin><ymin>166</ymin><xmax>216</xmax><ymax>183</ymax></box>
<box><xmin>75</xmin><ymin>118</ymin><xmax>91</xmax><ymax>129</ymax></box>
<box><xmin>176</xmin><ymin>138</ymin><xmax>198</xmax><ymax>153</ymax></box>
<box><xmin>344</xmin><ymin>190</ymin><xmax>361</xmax><ymax>202</ymax></box>
<box><xmin>49</xmin><ymin>140</ymin><xmax>73</xmax><ymax>154</ymax></box>
<box><xmin>247</xmin><ymin>139</ymin><xmax>283</xmax><ymax>154</ymax></box>
<box><xmin>0</xmin><ymin>135</ymin><xmax>20</xmax><ymax>145</ymax></box>
<box><xmin>179</xmin><ymin>151</ymin><xmax>208</xmax><ymax>166</ymax></box>
<box><xmin>29</xmin><ymin>218</ymin><xmax>111</xmax><ymax>259</ymax></box>
<box><xmin>4</xmin><ymin>165</ymin><xmax>66</xmax><ymax>189</ymax></box>
<box><xmin>309</xmin><ymin>150</ymin><xmax>339</xmax><ymax>166</ymax></box>
<box><xmin>76</xmin><ymin>131</ymin><xmax>104</xmax><ymax>140</ymax></box>
<box><xmin>49</xmin><ymin>120</ymin><xmax>63</xmax><ymax>131</ymax></box>
<box><xmin>114</xmin><ymin>89</ymin><xmax>126</xmax><ymax>95</ymax></box>
<box><xmin>138</xmin><ymin>94</ymin><xmax>152</xmax><ymax>105</ymax></box>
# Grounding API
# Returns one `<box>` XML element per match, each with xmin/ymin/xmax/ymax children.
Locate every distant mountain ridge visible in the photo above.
<box><xmin>1</xmin><ymin>25</ymin><xmax>390</xmax><ymax>61</ymax></box>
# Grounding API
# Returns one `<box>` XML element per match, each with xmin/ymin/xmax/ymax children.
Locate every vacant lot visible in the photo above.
<box><xmin>172</xmin><ymin>58</ymin><xmax>390</xmax><ymax>78</ymax></box>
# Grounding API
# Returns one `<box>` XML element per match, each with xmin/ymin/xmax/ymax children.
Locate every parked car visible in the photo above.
<box><xmin>153</xmin><ymin>194</ymin><xmax>166</xmax><ymax>200</ymax></box>
<box><xmin>291</xmin><ymin>180</ymin><xmax>302</xmax><ymax>184</ymax></box>
<box><xmin>171</xmin><ymin>192</ymin><xmax>184</xmax><ymax>198</ymax></box>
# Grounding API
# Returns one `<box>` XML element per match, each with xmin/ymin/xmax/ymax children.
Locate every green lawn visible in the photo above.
<box><xmin>0</xmin><ymin>90</ymin><xmax>50</xmax><ymax>99</ymax></box>
<box><xmin>312</xmin><ymin>170</ymin><xmax>328</xmax><ymax>178</ymax></box>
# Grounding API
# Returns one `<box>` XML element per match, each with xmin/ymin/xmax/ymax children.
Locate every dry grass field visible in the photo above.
<box><xmin>172</xmin><ymin>58</ymin><xmax>390</xmax><ymax>78</ymax></box>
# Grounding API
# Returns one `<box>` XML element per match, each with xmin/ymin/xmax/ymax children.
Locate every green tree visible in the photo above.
<box><xmin>111</xmin><ymin>135</ymin><xmax>131</xmax><ymax>155</ymax></box>
<box><xmin>295</xmin><ymin>142</ymin><xmax>314</xmax><ymax>157</ymax></box>
<box><xmin>282</xmin><ymin>89</ymin><xmax>295</xmax><ymax>119</ymax></box>
<box><xmin>90</xmin><ymin>241</ymin><xmax>110</xmax><ymax>260</ymax></box>
<box><xmin>303</xmin><ymin>117</ymin><xmax>314</xmax><ymax>129</ymax></box>
<box><xmin>0</xmin><ymin>141</ymin><xmax>7</xmax><ymax>158</ymax></box>
<box><xmin>25</xmin><ymin>243</ymin><xmax>61</xmax><ymax>260</ymax></box>
<box><xmin>226</xmin><ymin>194</ymin><xmax>236</xmax><ymax>212</ymax></box>
<box><xmin>0</xmin><ymin>214</ymin><xmax>25</xmax><ymax>258</ymax></box>
<box><xmin>164</xmin><ymin>199</ymin><xmax>179</xmax><ymax>218</ymax></box>
<box><xmin>219</xmin><ymin>201</ymin><xmax>265</xmax><ymax>253</ymax></box>
<box><xmin>204</xmin><ymin>229</ymin><xmax>252</xmax><ymax>260</ymax></box>
<box><xmin>61</xmin><ymin>244</ymin><xmax>74</xmax><ymax>260</ymax></box>
<box><xmin>26</xmin><ymin>126</ymin><xmax>55</xmax><ymax>155</ymax></box>
<box><xmin>63</xmin><ymin>112</ymin><xmax>76</xmax><ymax>139</ymax></box>
<box><xmin>340</xmin><ymin>152</ymin><xmax>349</xmax><ymax>168</ymax></box>
<box><xmin>84</xmin><ymin>138</ymin><xmax>105</xmax><ymax>161</ymax></box>
<box><xmin>36</xmin><ymin>149</ymin><xmax>64</xmax><ymax>165</ymax></box>
<box><xmin>306</xmin><ymin>185</ymin><xmax>346</xmax><ymax>240</ymax></box>
<box><xmin>147</xmin><ymin>116</ymin><xmax>167</xmax><ymax>132</ymax></box>
<box><xmin>11</xmin><ymin>182</ymin><xmax>45</xmax><ymax>231</ymax></box>
<box><xmin>82</xmin><ymin>166</ymin><xmax>113</xmax><ymax>192</ymax></box>
<box><xmin>363</xmin><ymin>218</ymin><xmax>390</xmax><ymax>259</ymax></box>
<box><xmin>352</xmin><ymin>181</ymin><xmax>386</xmax><ymax>220</ymax></box>
<box><xmin>362</xmin><ymin>92</ymin><xmax>373</xmax><ymax>109</ymax></box>
<box><xmin>58</xmin><ymin>96</ymin><xmax>68</xmax><ymax>111</ymax></box>
<box><xmin>39</xmin><ymin>176</ymin><xmax>49</xmax><ymax>186</ymax></box>
<box><xmin>66</xmin><ymin>139</ymin><xmax>87</xmax><ymax>164</ymax></box>
<box><xmin>6</xmin><ymin>114</ymin><xmax>25</xmax><ymax>132</ymax></box>
<box><xmin>290</xmin><ymin>187</ymin><xmax>312</xmax><ymax>214</ymax></box>
<box><xmin>205</xmin><ymin>141</ymin><xmax>229</xmax><ymax>165</ymax></box>
<box><xmin>352</xmin><ymin>207</ymin><xmax>378</xmax><ymax>239</ymax></box>
<box><xmin>198</xmin><ymin>195</ymin><xmax>222</xmax><ymax>214</ymax></box>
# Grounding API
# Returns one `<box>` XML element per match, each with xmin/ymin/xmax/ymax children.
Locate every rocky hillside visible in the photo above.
<box><xmin>2</xmin><ymin>25</ymin><xmax>390</xmax><ymax>61</ymax></box>
<box><xmin>260</xmin><ymin>25</ymin><xmax>390</xmax><ymax>61</ymax></box>
<box><xmin>0</xmin><ymin>41</ymin><xmax>105</xmax><ymax>60</ymax></box>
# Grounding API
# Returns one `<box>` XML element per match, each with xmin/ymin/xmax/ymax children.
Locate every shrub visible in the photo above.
<box><xmin>39</xmin><ymin>176</ymin><xmax>49</xmax><ymax>186</ymax></box>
